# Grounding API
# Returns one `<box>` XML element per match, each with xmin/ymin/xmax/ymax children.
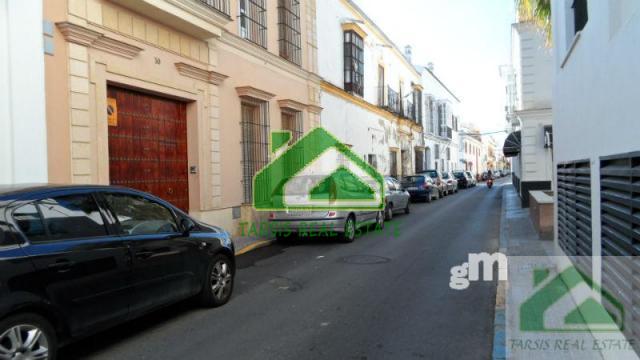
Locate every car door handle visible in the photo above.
<box><xmin>135</xmin><ymin>251</ymin><xmax>154</xmax><ymax>260</ymax></box>
<box><xmin>48</xmin><ymin>260</ymin><xmax>75</xmax><ymax>273</ymax></box>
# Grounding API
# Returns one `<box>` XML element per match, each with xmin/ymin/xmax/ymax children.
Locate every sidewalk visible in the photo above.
<box><xmin>496</xmin><ymin>184</ymin><xmax>638</xmax><ymax>360</ymax></box>
<box><xmin>233</xmin><ymin>235</ymin><xmax>274</xmax><ymax>256</ymax></box>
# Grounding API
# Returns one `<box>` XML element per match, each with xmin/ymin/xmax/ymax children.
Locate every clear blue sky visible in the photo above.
<box><xmin>354</xmin><ymin>0</ymin><xmax>516</xmax><ymax>142</ymax></box>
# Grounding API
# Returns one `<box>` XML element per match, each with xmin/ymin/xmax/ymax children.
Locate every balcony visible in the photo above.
<box><xmin>110</xmin><ymin>0</ymin><xmax>232</xmax><ymax>39</ymax></box>
<box><xmin>197</xmin><ymin>0</ymin><xmax>231</xmax><ymax>16</ymax></box>
<box><xmin>380</xmin><ymin>86</ymin><xmax>419</xmax><ymax>123</ymax></box>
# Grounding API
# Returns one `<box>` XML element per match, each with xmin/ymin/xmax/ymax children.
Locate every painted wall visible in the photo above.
<box><xmin>0</xmin><ymin>0</ymin><xmax>48</xmax><ymax>184</ymax></box>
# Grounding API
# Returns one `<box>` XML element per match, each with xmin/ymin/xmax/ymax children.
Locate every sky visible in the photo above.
<box><xmin>353</xmin><ymin>0</ymin><xmax>516</xmax><ymax>144</ymax></box>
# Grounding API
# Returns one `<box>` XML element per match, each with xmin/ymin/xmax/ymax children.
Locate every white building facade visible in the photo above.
<box><xmin>552</xmin><ymin>1</ymin><xmax>640</xmax><ymax>352</ymax></box>
<box><xmin>502</xmin><ymin>21</ymin><xmax>554</xmax><ymax>207</ymax></box>
<box><xmin>417</xmin><ymin>65</ymin><xmax>461</xmax><ymax>173</ymax></box>
<box><xmin>316</xmin><ymin>0</ymin><xmax>424</xmax><ymax>178</ymax></box>
<box><xmin>458</xmin><ymin>124</ymin><xmax>483</xmax><ymax>177</ymax></box>
<box><xmin>0</xmin><ymin>0</ymin><xmax>48</xmax><ymax>184</ymax></box>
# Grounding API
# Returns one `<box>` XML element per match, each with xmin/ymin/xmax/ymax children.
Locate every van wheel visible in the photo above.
<box><xmin>341</xmin><ymin>216</ymin><xmax>356</xmax><ymax>243</ymax></box>
<box><xmin>0</xmin><ymin>313</ymin><xmax>56</xmax><ymax>360</ymax></box>
<box><xmin>200</xmin><ymin>254</ymin><xmax>234</xmax><ymax>307</ymax></box>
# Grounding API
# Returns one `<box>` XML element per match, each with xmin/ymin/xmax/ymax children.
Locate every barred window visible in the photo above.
<box><xmin>241</xmin><ymin>101</ymin><xmax>270</xmax><ymax>203</ymax></box>
<box><xmin>344</xmin><ymin>31</ymin><xmax>364</xmax><ymax>96</ymax></box>
<box><xmin>239</xmin><ymin>0</ymin><xmax>267</xmax><ymax>48</ymax></box>
<box><xmin>278</xmin><ymin>0</ymin><xmax>301</xmax><ymax>65</ymax></box>
<box><xmin>281</xmin><ymin>111</ymin><xmax>303</xmax><ymax>142</ymax></box>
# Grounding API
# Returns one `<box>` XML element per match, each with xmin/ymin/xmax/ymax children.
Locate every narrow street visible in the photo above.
<box><xmin>61</xmin><ymin>181</ymin><xmax>504</xmax><ymax>360</ymax></box>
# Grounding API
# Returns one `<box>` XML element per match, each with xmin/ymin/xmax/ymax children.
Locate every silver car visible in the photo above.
<box><xmin>383</xmin><ymin>176</ymin><xmax>411</xmax><ymax>220</ymax></box>
<box><xmin>268</xmin><ymin>175</ymin><xmax>384</xmax><ymax>242</ymax></box>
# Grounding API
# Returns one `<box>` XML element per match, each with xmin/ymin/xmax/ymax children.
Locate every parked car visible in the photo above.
<box><xmin>401</xmin><ymin>175</ymin><xmax>439</xmax><ymax>202</ymax></box>
<box><xmin>383</xmin><ymin>176</ymin><xmax>411</xmax><ymax>220</ymax></box>
<box><xmin>0</xmin><ymin>184</ymin><xmax>236</xmax><ymax>359</ymax></box>
<box><xmin>441</xmin><ymin>171</ymin><xmax>458</xmax><ymax>194</ymax></box>
<box><xmin>269</xmin><ymin>175</ymin><xmax>384</xmax><ymax>242</ymax></box>
<box><xmin>465</xmin><ymin>171</ymin><xmax>477</xmax><ymax>187</ymax></box>
<box><xmin>452</xmin><ymin>171</ymin><xmax>470</xmax><ymax>189</ymax></box>
<box><xmin>419</xmin><ymin>170</ymin><xmax>447</xmax><ymax>198</ymax></box>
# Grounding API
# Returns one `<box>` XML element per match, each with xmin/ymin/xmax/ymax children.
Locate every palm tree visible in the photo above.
<box><xmin>516</xmin><ymin>0</ymin><xmax>552</xmax><ymax>44</ymax></box>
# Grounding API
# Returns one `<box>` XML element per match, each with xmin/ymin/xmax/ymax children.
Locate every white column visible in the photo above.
<box><xmin>0</xmin><ymin>0</ymin><xmax>48</xmax><ymax>184</ymax></box>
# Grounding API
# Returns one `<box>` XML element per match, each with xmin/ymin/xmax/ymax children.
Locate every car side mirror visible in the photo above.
<box><xmin>181</xmin><ymin>218</ymin><xmax>196</xmax><ymax>235</ymax></box>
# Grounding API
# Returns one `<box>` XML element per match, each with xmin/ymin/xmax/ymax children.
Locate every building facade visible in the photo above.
<box><xmin>316</xmin><ymin>0</ymin><xmax>423</xmax><ymax>178</ymax></box>
<box><xmin>417</xmin><ymin>64</ymin><xmax>461</xmax><ymax>173</ymax></box>
<box><xmin>501</xmin><ymin>21</ymin><xmax>553</xmax><ymax>207</ymax></box>
<box><xmin>42</xmin><ymin>0</ymin><xmax>321</xmax><ymax>234</ymax></box>
<box><xmin>458</xmin><ymin>124</ymin><xmax>483</xmax><ymax>176</ymax></box>
<box><xmin>0</xmin><ymin>0</ymin><xmax>48</xmax><ymax>184</ymax></box>
<box><xmin>552</xmin><ymin>0</ymin><xmax>640</xmax><ymax>351</ymax></box>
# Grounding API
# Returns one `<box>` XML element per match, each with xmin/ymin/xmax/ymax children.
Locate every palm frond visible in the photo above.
<box><xmin>516</xmin><ymin>0</ymin><xmax>552</xmax><ymax>46</ymax></box>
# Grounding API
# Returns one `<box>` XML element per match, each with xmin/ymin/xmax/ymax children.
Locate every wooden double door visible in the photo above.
<box><xmin>107</xmin><ymin>86</ymin><xmax>189</xmax><ymax>212</ymax></box>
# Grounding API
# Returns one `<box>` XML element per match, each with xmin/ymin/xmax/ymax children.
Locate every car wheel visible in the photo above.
<box><xmin>0</xmin><ymin>313</ymin><xmax>56</xmax><ymax>360</ymax></box>
<box><xmin>404</xmin><ymin>201</ymin><xmax>410</xmax><ymax>214</ymax></box>
<box><xmin>375</xmin><ymin>210</ymin><xmax>385</xmax><ymax>230</ymax></box>
<box><xmin>341</xmin><ymin>216</ymin><xmax>356</xmax><ymax>243</ymax></box>
<box><xmin>385</xmin><ymin>203</ymin><xmax>393</xmax><ymax>221</ymax></box>
<box><xmin>200</xmin><ymin>254</ymin><xmax>234</xmax><ymax>307</ymax></box>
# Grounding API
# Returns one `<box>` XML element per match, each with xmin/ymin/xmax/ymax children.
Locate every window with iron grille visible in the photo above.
<box><xmin>413</xmin><ymin>90</ymin><xmax>422</xmax><ymax>124</ymax></box>
<box><xmin>281</xmin><ymin>110</ymin><xmax>303</xmax><ymax>142</ymax></box>
<box><xmin>377</xmin><ymin>65</ymin><xmax>385</xmax><ymax>106</ymax></box>
<box><xmin>600</xmin><ymin>152</ymin><xmax>640</xmax><ymax>350</ymax></box>
<box><xmin>435</xmin><ymin>144</ymin><xmax>440</xmax><ymax>160</ymax></box>
<box><xmin>241</xmin><ymin>100</ymin><xmax>270</xmax><ymax>203</ymax></box>
<box><xmin>239</xmin><ymin>0</ymin><xmax>267</xmax><ymax>48</ymax></box>
<box><xmin>572</xmin><ymin>0</ymin><xmax>588</xmax><ymax>34</ymax></box>
<box><xmin>557</xmin><ymin>160</ymin><xmax>592</xmax><ymax>273</ymax></box>
<box><xmin>344</xmin><ymin>31</ymin><xmax>364</xmax><ymax>96</ymax></box>
<box><xmin>198</xmin><ymin>0</ymin><xmax>231</xmax><ymax>16</ymax></box>
<box><xmin>277</xmin><ymin>0</ymin><xmax>301</xmax><ymax>65</ymax></box>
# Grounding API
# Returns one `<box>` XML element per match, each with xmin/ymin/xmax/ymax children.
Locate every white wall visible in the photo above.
<box><xmin>552</xmin><ymin>0</ymin><xmax>640</xmax><ymax>163</ymax></box>
<box><xmin>0</xmin><ymin>0</ymin><xmax>48</xmax><ymax>184</ymax></box>
<box><xmin>512</xmin><ymin>23</ymin><xmax>553</xmax><ymax>111</ymax></box>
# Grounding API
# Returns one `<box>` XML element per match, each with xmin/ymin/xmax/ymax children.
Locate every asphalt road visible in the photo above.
<box><xmin>61</xmin><ymin>180</ymin><xmax>505</xmax><ymax>360</ymax></box>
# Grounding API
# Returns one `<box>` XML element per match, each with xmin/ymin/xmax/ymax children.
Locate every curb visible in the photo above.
<box><xmin>493</xmin><ymin>184</ymin><xmax>508</xmax><ymax>360</ymax></box>
<box><xmin>234</xmin><ymin>239</ymin><xmax>275</xmax><ymax>256</ymax></box>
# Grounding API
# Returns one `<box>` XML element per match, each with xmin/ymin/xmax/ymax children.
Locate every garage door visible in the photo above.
<box><xmin>107</xmin><ymin>86</ymin><xmax>189</xmax><ymax>212</ymax></box>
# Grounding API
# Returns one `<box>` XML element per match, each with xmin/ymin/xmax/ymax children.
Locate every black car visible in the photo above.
<box><xmin>401</xmin><ymin>175</ymin><xmax>439</xmax><ymax>202</ymax></box>
<box><xmin>0</xmin><ymin>185</ymin><xmax>235</xmax><ymax>359</ymax></box>
<box><xmin>452</xmin><ymin>171</ymin><xmax>469</xmax><ymax>189</ymax></box>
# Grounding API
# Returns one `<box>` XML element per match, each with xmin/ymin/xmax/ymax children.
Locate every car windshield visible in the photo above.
<box><xmin>442</xmin><ymin>173</ymin><xmax>450</xmax><ymax>179</ymax></box>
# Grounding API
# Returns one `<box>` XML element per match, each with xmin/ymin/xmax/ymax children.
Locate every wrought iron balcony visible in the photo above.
<box><xmin>197</xmin><ymin>0</ymin><xmax>231</xmax><ymax>16</ymax></box>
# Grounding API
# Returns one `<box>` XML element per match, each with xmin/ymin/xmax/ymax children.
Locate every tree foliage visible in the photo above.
<box><xmin>516</xmin><ymin>0</ymin><xmax>552</xmax><ymax>45</ymax></box>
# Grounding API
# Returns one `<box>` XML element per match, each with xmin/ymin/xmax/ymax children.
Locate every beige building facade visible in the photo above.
<box><xmin>43</xmin><ymin>0</ymin><xmax>321</xmax><ymax>235</ymax></box>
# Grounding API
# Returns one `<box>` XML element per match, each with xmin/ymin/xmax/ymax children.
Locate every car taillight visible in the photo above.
<box><xmin>327</xmin><ymin>211</ymin><xmax>337</xmax><ymax>218</ymax></box>
<box><xmin>269</xmin><ymin>212</ymin><xmax>275</xmax><ymax>219</ymax></box>
<box><xmin>422</xmin><ymin>183</ymin><xmax>430</xmax><ymax>189</ymax></box>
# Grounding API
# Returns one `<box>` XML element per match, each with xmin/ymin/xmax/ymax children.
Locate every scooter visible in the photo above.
<box><xmin>487</xmin><ymin>178</ymin><xmax>494</xmax><ymax>189</ymax></box>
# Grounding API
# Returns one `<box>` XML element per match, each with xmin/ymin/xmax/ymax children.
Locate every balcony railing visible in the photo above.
<box><xmin>198</xmin><ymin>0</ymin><xmax>231</xmax><ymax>16</ymax></box>
<box><xmin>387</xmin><ymin>86</ymin><xmax>401</xmax><ymax>115</ymax></box>
<box><xmin>377</xmin><ymin>86</ymin><xmax>420</xmax><ymax>123</ymax></box>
